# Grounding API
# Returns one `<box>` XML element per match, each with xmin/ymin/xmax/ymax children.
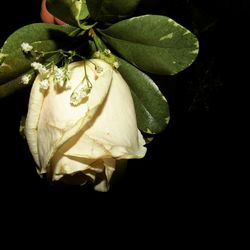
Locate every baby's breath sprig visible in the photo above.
<box><xmin>21</xmin><ymin>74</ymin><xmax>32</xmax><ymax>85</ymax></box>
<box><xmin>52</xmin><ymin>64</ymin><xmax>71</xmax><ymax>89</ymax></box>
<box><xmin>70</xmin><ymin>61</ymin><xmax>93</xmax><ymax>106</ymax></box>
<box><xmin>20</xmin><ymin>42</ymin><xmax>86</xmax><ymax>64</ymax></box>
<box><xmin>20</xmin><ymin>43</ymin><xmax>107</xmax><ymax>103</ymax></box>
<box><xmin>21</xmin><ymin>42</ymin><xmax>33</xmax><ymax>53</ymax></box>
<box><xmin>20</xmin><ymin>42</ymin><xmax>89</xmax><ymax>90</ymax></box>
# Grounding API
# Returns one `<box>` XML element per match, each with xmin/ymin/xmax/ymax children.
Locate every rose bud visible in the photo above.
<box><xmin>25</xmin><ymin>59</ymin><xmax>146</xmax><ymax>191</ymax></box>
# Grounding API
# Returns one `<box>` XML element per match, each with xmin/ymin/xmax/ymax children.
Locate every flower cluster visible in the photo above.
<box><xmin>21</xmin><ymin>42</ymin><xmax>33</xmax><ymax>53</ymax></box>
<box><xmin>20</xmin><ymin>44</ymin><xmax>106</xmax><ymax>106</ymax></box>
<box><xmin>21</xmin><ymin>74</ymin><xmax>32</xmax><ymax>85</ymax></box>
<box><xmin>30</xmin><ymin>62</ymin><xmax>50</xmax><ymax>89</ymax></box>
<box><xmin>70</xmin><ymin>81</ymin><xmax>91</xmax><ymax>105</ymax></box>
<box><xmin>20</xmin><ymin>43</ymin><xmax>110</xmax><ymax>106</ymax></box>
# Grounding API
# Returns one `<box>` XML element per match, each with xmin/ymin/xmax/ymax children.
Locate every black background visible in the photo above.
<box><xmin>0</xmin><ymin>0</ymin><xmax>246</xmax><ymax>238</ymax></box>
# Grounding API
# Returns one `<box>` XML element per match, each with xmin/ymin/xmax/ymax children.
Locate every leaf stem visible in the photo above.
<box><xmin>89</xmin><ymin>29</ymin><xmax>107</xmax><ymax>51</ymax></box>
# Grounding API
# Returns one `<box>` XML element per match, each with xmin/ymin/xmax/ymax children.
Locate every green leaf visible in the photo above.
<box><xmin>0</xmin><ymin>23</ymin><xmax>76</xmax><ymax>98</ymax></box>
<box><xmin>86</xmin><ymin>0</ymin><xmax>141</xmax><ymax>23</ymax></box>
<box><xmin>47</xmin><ymin>0</ymin><xmax>90</xmax><ymax>28</ymax></box>
<box><xmin>0</xmin><ymin>53</ymin><xmax>7</xmax><ymax>65</ymax></box>
<box><xmin>99</xmin><ymin>15</ymin><xmax>199</xmax><ymax>75</ymax></box>
<box><xmin>1</xmin><ymin>23</ymin><xmax>76</xmax><ymax>53</ymax></box>
<box><xmin>0</xmin><ymin>70</ymin><xmax>35</xmax><ymax>99</ymax></box>
<box><xmin>0</xmin><ymin>23</ymin><xmax>76</xmax><ymax>84</ymax></box>
<box><xmin>118</xmin><ymin>58</ymin><xmax>170</xmax><ymax>134</ymax></box>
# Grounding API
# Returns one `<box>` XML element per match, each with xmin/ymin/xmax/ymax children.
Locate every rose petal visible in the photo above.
<box><xmin>76</xmin><ymin>59</ymin><xmax>146</xmax><ymax>159</ymax></box>
<box><xmin>25</xmin><ymin>74</ymin><xmax>47</xmax><ymax>166</ymax></box>
<box><xmin>94</xmin><ymin>158</ymin><xmax>115</xmax><ymax>192</ymax></box>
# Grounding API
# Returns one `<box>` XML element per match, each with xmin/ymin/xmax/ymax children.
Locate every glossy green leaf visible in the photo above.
<box><xmin>0</xmin><ymin>23</ymin><xmax>76</xmax><ymax>83</ymax></box>
<box><xmin>118</xmin><ymin>58</ymin><xmax>170</xmax><ymax>134</ymax></box>
<box><xmin>100</xmin><ymin>15</ymin><xmax>199</xmax><ymax>75</ymax></box>
<box><xmin>47</xmin><ymin>0</ymin><xmax>90</xmax><ymax>28</ymax></box>
<box><xmin>0</xmin><ymin>70</ymin><xmax>35</xmax><ymax>99</ymax></box>
<box><xmin>86</xmin><ymin>0</ymin><xmax>141</xmax><ymax>23</ymax></box>
<box><xmin>1</xmin><ymin>23</ymin><xmax>76</xmax><ymax>53</ymax></box>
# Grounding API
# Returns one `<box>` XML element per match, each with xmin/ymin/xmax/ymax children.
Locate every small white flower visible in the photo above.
<box><xmin>21</xmin><ymin>74</ymin><xmax>31</xmax><ymax>85</ymax></box>
<box><xmin>31</xmin><ymin>62</ymin><xmax>43</xmax><ymax>70</ymax></box>
<box><xmin>70</xmin><ymin>92</ymin><xmax>82</xmax><ymax>106</ymax></box>
<box><xmin>53</xmin><ymin>66</ymin><xmax>71</xmax><ymax>88</ymax></box>
<box><xmin>54</xmin><ymin>66</ymin><xmax>64</xmax><ymax>79</ymax></box>
<box><xmin>113</xmin><ymin>61</ymin><xmax>120</xmax><ymax>69</ymax></box>
<box><xmin>31</xmin><ymin>62</ymin><xmax>49</xmax><ymax>76</ymax></box>
<box><xmin>96</xmin><ymin>66</ymin><xmax>103</xmax><ymax>73</ymax></box>
<box><xmin>70</xmin><ymin>82</ymin><xmax>91</xmax><ymax>105</ymax></box>
<box><xmin>104</xmin><ymin>49</ymin><xmax>111</xmax><ymax>55</ymax></box>
<box><xmin>39</xmin><ymin>79</ymin><xmax>50</xmax><ymax>90</ymax></box>
<box><xmin>54</xmin><ymin>66</ymin><xmax>65</xmax><ymax>85</ymax></box>
<box><xmin>93</xmin><ymin>51</ymin><xmax>101</xmax><ymax>58</ymax></box>
<box><xmin>21</xmin><ymin>42</ymin><xmax>33</xmax><ymax>53</ymax></box>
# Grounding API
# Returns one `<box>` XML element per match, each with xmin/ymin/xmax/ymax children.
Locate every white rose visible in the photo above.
<box><xmin>25</xmin><ymin>59</ymin><xmax>146</xmax><ymax>192</ymax></box>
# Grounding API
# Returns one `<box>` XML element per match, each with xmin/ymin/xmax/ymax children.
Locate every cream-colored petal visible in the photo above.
<box><xmin>103</xmin><ymin>158</ymin><xmax>116</xmax><ymax>183</ymax></box>
<box><xmin>51</xmin><ymin>152</ymin><xmax>115</xmax><ymax>192</ymax></box>
<box><xmin>94</xmin><ymin>158</ymin><xmax>115</xmax><ymax>192</ymax></box>
<box><xmin>51</xmin><ymin>155</ymin><xmax>95</xmax><ymax>181</ymax></box>
<box><xmin>62</xmin><ymin>59</ymin><xmax>146</xmax><ymax>160</ymax></box>
<box><xmin>25</xmin><ymin>74</ymin><xmax>46</xmax><ymax>167</ymax></box>
<box><xmin>63</xmin><ymin>133</ymin><xmax>111</xmax><ymax>159</ymax></box>
<box><xmin>84</xmin><ymin>59</ymin><xmax>147</xmax><ymax>159</ymax></box>
<box><xmin>51</xmin><ymin>137</ymin><xmax>116</xmax><ymax>192</ymax></box>
<box><xmin>37</xmin><ymin>61</ymin><xmax>113</xmax><ymax>171</ymax></box>
<box><xmin>26</xmin><ymin>59</ymin><xmax>146</xmax><ymax>192</ymax></box>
